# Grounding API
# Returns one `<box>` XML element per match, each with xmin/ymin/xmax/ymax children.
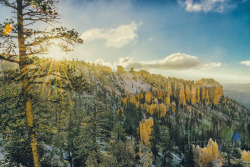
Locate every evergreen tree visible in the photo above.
<box><xmin>0</xmin><ymin>0</ymin><xmax>84</xmax><ymax>166</ymax></box>
<box><xmin>85</xmin><ymin>151</ymin><xmax>98</xmax><ymax>167</ymax></box>
<box><xmin>181</xmin><ymin>143</ymin><xmax>194</xmax><ymax>167</ymax></box>
<box><xmin>110</xmin><ymin>142</ymin><xmax>135</xmax><ymax>167</ymax></box>
<box><xmin>150</xmin><ymin>118</ymin><xmax>160</xmax><ymax>158</ymax></box>
<box><xmin>134</xmin><ymin>135</ymin><xmax>141</xmax><ymax>166</ymax></box>
<box><xmin>111</xmin><ymin>122</ymin><xmax>126</xmax><ymax>142</ymax></box>
<box><xmin>160</xmin><ymin>126</ymin><xmax>173</xmax><ymax>167</ymax></box>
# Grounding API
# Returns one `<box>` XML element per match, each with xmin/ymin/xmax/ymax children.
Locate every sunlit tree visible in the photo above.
<box><xmin>0</xmin><ymin>0</ymin><xmax>84</xmax><ymax>166</ymax></box>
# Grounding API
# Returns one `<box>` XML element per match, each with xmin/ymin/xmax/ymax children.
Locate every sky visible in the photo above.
<box><xmin>1</xmin><ymin>0</ymin><xmax>250</xmax><ymax>83</ymax></box>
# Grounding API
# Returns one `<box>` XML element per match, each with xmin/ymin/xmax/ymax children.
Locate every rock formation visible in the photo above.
<box><xmin>118</xmin><ymin>69</ymin><xmax>223</xmax><ymax>115</ymax></box>
<box><xmin>241</xmin><ymin>150</ymin><xmax>250</xmax><ymax>162</ymax></box>
<box><xmin>138</xmin><ymin>118</ymin><xmax>154</xmax><ymax>146</ymax></box>
<box><xmin>193</xmin><ymin>138</ymin><xmax>223</xmax><ymax>167</ymax></box>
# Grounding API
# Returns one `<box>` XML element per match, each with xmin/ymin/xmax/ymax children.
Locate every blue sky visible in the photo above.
<box><xmin>1</xmin><ymin>0</ymin><xmax>250</xmax><ymax>83</ymax></box>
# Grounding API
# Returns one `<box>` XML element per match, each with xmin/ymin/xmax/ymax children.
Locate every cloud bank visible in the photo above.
<box><xmin>240</xmin><ymin>60</ymin><xmax>250</xmax><ymax>66</ymax></box>
<box><xmin>94</xmin><ymin>53</ymin><xmax>221</xmax><ymax>71</ymax></box>
<box><xmin>179</xmin><ymin>0</ymin><xmax>233</xmax><ymax>13</ymax></box>
<box><xmin>119</xmin><ymin>53</ymin><xmax>221</xmax><ymax>70</ymax></box>
<box><xmin>80</xmin><ymin>22</ymin><xmax>139</xmax><ymax>48</ymax></box>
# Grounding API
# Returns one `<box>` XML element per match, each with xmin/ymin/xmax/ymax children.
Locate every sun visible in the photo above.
<box><xmin>45</xmin><ymin>39</ymin><xmax>71</xmax><ymax>60</ymax></box>
<box><xmin>47</xmin><ymin>46</ymin><xmax>68</xmax><ymax>60</ymax></box>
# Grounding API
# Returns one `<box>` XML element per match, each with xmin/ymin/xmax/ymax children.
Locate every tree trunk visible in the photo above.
<box><xmin>67</xmin><ymin>110</ymin><xmax>73</xmax><ymax>167</ymax></box>
<box><xmin>17</xmin><ymin>0</ymin><xmax>41</xmax><ymax>166</ymax></box>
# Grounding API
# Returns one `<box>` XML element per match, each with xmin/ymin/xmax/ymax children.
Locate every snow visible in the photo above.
<box><xmin>120</xmin><ymin>73</ymin><xmax>151</xmax><ymax>94</ymax></box>
<box><xmin>172</xmin><ymin>153</ymin><xmax>181</xmax><ymax>166</ymax></box>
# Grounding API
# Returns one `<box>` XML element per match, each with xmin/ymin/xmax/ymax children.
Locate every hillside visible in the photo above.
<box><xmin>74</xmin><ymin>61</ymin><xmax>250</xmax><ymax>165</ymax></box>
<box><xmin>0</xmin><ymin>60</ymin><xmax>250</xmax><ymax>167</ymax></box>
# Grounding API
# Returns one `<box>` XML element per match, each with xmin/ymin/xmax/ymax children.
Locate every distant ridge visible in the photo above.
<box><xmin>223</xmin><ymin>83</ymin><xmax>250</xmax><ymax>109</ymax></box>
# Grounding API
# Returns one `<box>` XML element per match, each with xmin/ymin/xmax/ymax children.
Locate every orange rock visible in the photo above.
<box><xmin>164</xmin><ymin>94</ymin><xmax>171</xmax><ymax>106</ymax></box>
<box><xmin>193</xmin><ymin>138</ymin><xmax>222</xmax><ymax>167</ymax></box>
<box><xmin>206</xmin><ymin>88</ymin><xmax>210</xmax><ymax>103</ymax></box>
<box><xmin>138</xmin><ymin>147</ymin><xmax>142</xmax><ymax>157</ymax></box>
<box><xmin>178</xmin><ymin>87</ymin><xmax>186</xmax><ymax>106</ymax></box>
<box><xmin>201</xmin><ymin>87</ymin><xmax>206</xmax><ymax>102</ymax></box>
<box><xmin>185</xmin><ymin>84</ymin><xmax>191</xmax><ymax>103</ymax></box>
<box><xmin>117</xmin><ymin>66</ymin><xmax>125</xmax><ymax>73</ymax></box>
<box><xmin>138</xmin><ymin>119</ymin><xmax>154</xmax><ymax>146</ymax></box>
<box><xmin>94</xmin><ymin>66</ymin><xmax>112</xmax><ymax>73</ymax></box>
<box><xmin>159</xmin><ymin>103</ymin><xmax>167</xmax><ymax>117</ymax></box>
<box><xmin>121</xmin><ymin>97</ymin><xmax>127</xmax><ymax>105</ymax></box>
<box><xmin>145</xmin><ymin>92</ymin><xmax>152</xmax><ymax>104</ymax></box>
<box><xmin>166</xmin><ymin>82</ymin><xmax>172</xmax><ymax>96</ymax></box>
<box><xmin>191</xmin><ymin>86</ymin><xmax>197</xmax><ymax>104</ymax></box>
<box><xmin>147</xmin><ymin>104</ymin><xmax>157</xmax><ymax>115</ymax></box>
<box><xmin>242</xmin><ymin>150</ymin><xmax>250</xmax><ymax>162</ymax></box>
<box><xmin>129</xmin><ymin>96</ymin><xmax>136</xmax><ymax>104</ymax></box>
<box><xmin>172</xmin><ymin>82</ymin><xmax>178</xmax><ymax>98</ymax></box>
<box><xmin>196</xmin><ymin>87</ymin><xmax>201</xmax><ymax>103</ymax></box>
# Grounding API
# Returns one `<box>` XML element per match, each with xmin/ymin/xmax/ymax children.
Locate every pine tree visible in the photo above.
<box><xmin>85</xmin><ymin>151</ymin><xmax>99</xmax><ymax>167</ymax></box>
<box><xmin>150</xmin><ymin>118</ymin><xmax>160</xmax><ymax>157</ymax></box>
<box><xmin>110</xmin><ymin>142</ymin><xmax>135</xmax><ymax>167</ymax></box>
<box><xmin>0</xmin><ymin>1</ymin><xmax>83</xmax><ymax>166</ymax></box>
<box><xmin>134</xmin><ymin>135</ymin><xmax>141</xmax><ymax>166</ymax></box>
<box><xmin>111</xmin><ymin>122</ymin><xmax>126</xmax><ymax>142</ymax></box>
<box><xmin>160</xmin><ymin>126</ymin><xmax>173</xmax><ymax>167</ymax></box>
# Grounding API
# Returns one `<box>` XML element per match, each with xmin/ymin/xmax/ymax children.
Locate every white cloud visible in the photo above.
<box><xmin>118</xmin><ymin>53</ymin><xmax>221</xmax><ymax>70</ymax></box>
<box><xmin>80</xmin><ymin>22</ymin><xmax>139</xmax><ymax>48</ymax></box>
<box><xmin>203</xmin><ymin>62</ymin><xmax>222</xmax><ymax>69</ymax></box>
<box><xmin>91</xmin><ymin>53</ymin><xmax>221</xmax><ymax>71</ymax></box>
<box><xmin>179</xmin><ymin>0</ymin><xmax>232</xmax><ymax>13</ymax></box>
<box><xmin>240</xmin><ymin>60</ymin><xmax>250</xmax><ymax>66</ymax></box>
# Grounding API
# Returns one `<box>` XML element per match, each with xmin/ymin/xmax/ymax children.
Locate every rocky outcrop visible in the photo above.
<box><xmin>178</xmin><ymin>87</ymin><xmax>186</xmax><ymax>106</ymax></box>
<box><xmin>138</xmin><ymin>119</ymin><xmax>154</xmax><ymax>146</ymax></box>
<box><xmin>196</xmin><ymin>87</ymin><xmax>201</xmax><ymax>103</ymax></box>
<box><xmin>94</xmin><ymin>66</ymin><xmax>112</xmax><ymax>73</ymax></box>
<box><xmin>74</xmin><ymin>62</ymin><xmax>224</xmax><ymax>110</ymax></box>
<box><xmin>119</xmin><ymin>69</ymin><xmax>223</xmax><ymax>116</ymax></box>
<box><xmin>164</xmin><ymin>94</ymin><xmax>171</xmax><ymax>106</ymax></box>
<box><xmin>191</xmin><ymin>86</ymin><xmax>197</xmax><ymax>104</ymax></box>
<box><xmin>241</xmin><ymin>150</ymin><xmax>250</xmax><ymax>162</ymax></box>
<box><xmin>193</xmin><ymin>138</ymin><xmax>223</xmax><ymax>167</ymax></box>
<box><xmin>146</xmin><ymin>103</ymin><xmax>167</xmax><ymax>117</ymax></box>
<box><xmin>117</xmin><ymin>66</ymin><xmax>125</xmax><ymax>73</ymax></box>
<box><xmin>145</xmin><ymin>92</ymin><xmax>152</xmax><ymax>104</ymax></box>
<box><xmin>185</xmin><ymin>84</ymin><xmax>191</xmax><ymax>103</ymax></box>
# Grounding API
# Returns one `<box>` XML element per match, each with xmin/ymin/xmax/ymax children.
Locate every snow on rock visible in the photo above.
<box><xmin>120</xmin><ymin>73</ymin><xmax>151</xmax><ymax>94</ymax></box>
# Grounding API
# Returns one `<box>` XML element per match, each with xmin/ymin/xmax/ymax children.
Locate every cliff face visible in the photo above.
<box><xmin>121</xmin><ymin>80</ymin><xmax>223</xmax><ymax>108</ymax></box>
<box><xmin>171</xmin><ymin>79</ymin><xmax>223</xmax><ymax>106</ymax></box>
<box><xmin>77</xmin><ymin>63</ymin><xmax>223</xmax><ymax>115</ymax></box>
<box><xmin>134</xmin><ymin>72</ymin><xmax>223</xmax><ymax>107</ymax></box>
<box><xmin>138</xmin><ymin>118</ymin><xmax>154</xmax><ymax>147</ymax></box>
<box><xmin>174</xmin><ymin>84</ymin><xmax>223</xmax><ymax>106</ymax></box>
<box><xmin>119</xmin><ymin>70</ymin><xmax>223</xmax><ymax>117</ymax></box>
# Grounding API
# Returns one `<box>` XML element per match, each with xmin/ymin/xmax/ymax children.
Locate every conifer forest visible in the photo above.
<box><xmin>0</xmin><ymin>0</ymin><xmax>250</xmax><ymax>167</ymax></box>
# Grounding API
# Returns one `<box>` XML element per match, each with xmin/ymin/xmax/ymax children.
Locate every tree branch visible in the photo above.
<box><xmin>0</xmin><ymin>54</ymin><xmax>19</xmax><ymax>63</ymax></box>
<box><xmin>0</xmin><ymin>0</ymin><xmax>17</xmax><ymax>10</ymax></box>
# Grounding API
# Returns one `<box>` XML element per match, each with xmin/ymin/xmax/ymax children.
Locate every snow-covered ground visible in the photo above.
<box><xmin>120</xmin><ymin>73</ymin><xmax>151</xmax><ymax>94</ymax></box>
